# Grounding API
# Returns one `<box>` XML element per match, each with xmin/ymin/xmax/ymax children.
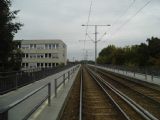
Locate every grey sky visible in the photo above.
<box><xmin>12</xmin><ymin>0</ymin><xmax>160</xmax><ymax>61</ymax></box>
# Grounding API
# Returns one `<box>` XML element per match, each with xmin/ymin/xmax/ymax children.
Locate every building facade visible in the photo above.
<box><xmin>18</xmin><ymin>39</ymin><xmax>67</xmax><ymax>69</ymax></box>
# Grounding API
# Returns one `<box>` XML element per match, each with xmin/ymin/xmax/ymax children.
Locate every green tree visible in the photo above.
<box><xmin>147</xmin><ymin>37</ymin><xmax>160</xmax><ymax>67</ymax></box>
<box><xmin>136</xmin><ymin>43</ymin><xmax>149</xmax><ymax>66</ymax></box>
<box><xmin>0</xmin><ymin>0</ymin><xmax>23</xmax><ymax>71</ymax></box>
<box><xmin>97</xmin><ymin>45</ymin><xmax>116</xmax><ymax>64</ymax></box>
<box><xmin>112</xmin><ymin>48</ymin><xmax>126</xmax><ymax>65</ymax></box>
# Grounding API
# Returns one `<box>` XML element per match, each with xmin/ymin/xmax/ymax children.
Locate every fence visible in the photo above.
<box><xmin>0</xmin><ymin>64</ymin><xmax>76</xmax><ymax>95</ymax></box>
<box><xmin>97</xmin><ymin>64</ymin><xmax>160</xmax><ymax>82</ymax></box>
<box><xmin>0</xmin><ymin>65</ymin><xmax>80</xmax><ymax>120</ymax></box>
<box><xmin>106</xmin><ymin>65</ymin><xmax>160</xmax><ymax>76</ymax></box>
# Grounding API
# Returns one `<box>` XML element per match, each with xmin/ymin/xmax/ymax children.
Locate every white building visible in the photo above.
<box><xmin>18</xmin><ymin>39</ymin><xmax>67</xmax><ymax>69</ymax></box>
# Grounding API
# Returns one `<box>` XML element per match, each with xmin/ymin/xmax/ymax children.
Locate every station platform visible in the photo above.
<box><xmin>89</xmin><ymin>64</ymin><xmax>160</xmax><ymax>86</ymax></box>
<box><xmin>29</xmin><ymin>65</ymin><xmax>80</xmax><ymax>120</ymax></box>
<box><xmin>0</xmin><ymin>65</ymin><xmax>80</xmax><ymax>120</ymax></box>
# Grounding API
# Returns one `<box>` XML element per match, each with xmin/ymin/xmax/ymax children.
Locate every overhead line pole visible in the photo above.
<box><xmin>82</xmin><ymin>24</ymin><xmax>111</xmax><ymax>70</ymax></box>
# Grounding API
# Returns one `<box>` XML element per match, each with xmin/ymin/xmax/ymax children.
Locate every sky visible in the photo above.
<box><xmin>12</xmin><ymin>0</ymin><xmax>160</xmax><ymax>61</ymax></box>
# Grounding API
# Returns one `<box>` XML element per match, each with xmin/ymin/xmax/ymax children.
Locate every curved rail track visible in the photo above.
<box><xmin>59</xmin><ymin>65</ymin><xmax>160</xmax><ymax>120</ymax></box>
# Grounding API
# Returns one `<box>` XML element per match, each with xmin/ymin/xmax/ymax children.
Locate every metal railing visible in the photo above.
<box><xmin>97</xmin><ymin>64</ymin><xmax>160</xmax><ymax>81</ymax></box>
<box><xmin>0</xmin><ymin>65</ymin><xmax>80</xmax><ymax>120</ymax></box>
<box><xmin>0</xmin><ymin>64</ymin><xmax>76</xmax><ymax>95</ymax></box>
<box><xmin>54</xmin><ymin>66</ymin><xmax>78</xmax><ymax>97</ymax></box>
<box><xmin>0</xmin><ymin>83</ymin><xmax>51</xmax><ymax>120</ymax></box>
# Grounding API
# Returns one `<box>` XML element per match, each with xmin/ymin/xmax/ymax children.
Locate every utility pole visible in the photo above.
<box><xmin>82</xmin><ymin>24</ymin><xmax>110</xmax><ymax>70</ymax></box>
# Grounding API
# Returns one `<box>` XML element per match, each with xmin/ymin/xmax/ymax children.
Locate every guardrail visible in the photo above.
<box><xmin>0</xmin><ymin>65</ymin><xmax>80</xmax><ymax>120</ymax></box>
<box><xmin>0</xmin><ymin>83</ymin><xmax>51</xmax><ymax>120</ymax></box>
<box><xmin>97</xmin><ymin>64</ymin><xmax>160</xmax><ymax>81</ymax></box>
<box><xmin>0</xmin><ymin>64</ymin><xmax>76</xmax><ymax>95</ymax></box>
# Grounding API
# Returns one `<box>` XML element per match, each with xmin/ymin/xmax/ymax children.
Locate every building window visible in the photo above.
<box><xmin>37</xmin><ymin>54</ymin><xmax>44</xmax><ymax>58</ymax></box>
<box><xmin>29</xmin><ymin>63</ymin><xmax>37</xmax><ymax>68</ymax></box>
<box><xmin>52</xmin><ymin>63</ymin><xmax>55</xmax><ymax>67</ymax></box>
<box><xmin>21</xmin><ymin>45</ymin><xmax>30</xmax><ymax>49</ymax></box>
<box><xmin>45</xmin><ymin>53</ymin><xmax>48</xmax><ymax>58</ymax></box>
<box><xmin>45</xmin><ymin>44</ymin><xmax>49</xmax><ymax>49</ymax></box>
<box><xmin>49</xmin><ymin>44</ymin><xmax>52</xmax><ymax>49</ymax></box>
<box><xmin>49</xmin><ymin>63</ymin><xmax>51</xmax><ymax>67</ymax></box>
<box><xmin>30</xmin><ymin>54</ymin><xmax>36</xmax><ymax>58</ymax></box>
<box><xmin>52</xmin><ymin>53</ymin><xmax>58</xmax><ymax>59</ymax></box>
<box><xmin>22</xmin><ymin>63</ymin><xmax>25</xmax><ymax>67</ymax></box>
<box><xmin>49</xmin><ymin>53</ymin><xmax>51</xmax><ymax>58</ymax></box>
<box><xmin>41</xmin><ymin>63</ymin><xmax>43</xmax><ymax>67</ymax></box>
<box><xmin>52</xmin><ymin>44</ymin><xmax>55</xmax><ymax>49</ymax></box>
<box><xmin>26</xmin><ymin>54</ymin><xmax>28</xmax><ymax>58</ymax></box>
<box><xmin>55</xmin><ymin>63</ymin><xmax>59</xmax><ymax>66</ymax></box>
<box><xmin>55</xmin><ymin>44</ymin><xmax>59</xmax><ymax>49</ymax></box>
<box><xmin>37</xmin><ymin>44</ymin><xmax>44</xmax><ymax>49</ymax></box>
<box><xmin>45</xmin><ymin>63</ymin><xmax>47</xmax><ymax>68</ymax></box>
<box><xmin>30</xmin><ymin>44</ymin><xmax>36</xmax><ymax>49</ymax></box>
<box><xmin>37</xmin><ymin>63</ymin><xmax>40</xmax><ymax>67</ymax></box>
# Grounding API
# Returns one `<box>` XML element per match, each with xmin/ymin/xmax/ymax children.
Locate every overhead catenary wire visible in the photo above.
<box><xmin>82</xmin><ymin>0</ymin><xmax>94</xmax><ymax>60</ymax></box>
<box><xmin>84</xmin><ymin>0</ymin><xmax>94</xmax><ymax>44</ymax></box>
<box><xmin>112</xmin><ymin>0</ymin><xmax>136</xmax><ymax>26</ymax></box>
<box><xmin>110</xmin><ymin>0</ymin><xmax>152</xmax><ymax>38</ymax></box>
<box><xmin>98</xmin><ymin>0</ymin><xmax>136</xmax><ymax>41</ymax></box>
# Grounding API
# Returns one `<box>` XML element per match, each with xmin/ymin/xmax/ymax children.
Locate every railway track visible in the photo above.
<box><xmin>82</xmin><ymin>67</ymin><xmax>127</xmax><ymax>120</ymax></box>
<box><xmin>93</xmin><ymin>66</ymin><xmax>160</xmax><ymax>119</ymax></box>
<box><xmin>59</xmin><ymin>65</ymin><xmax>160</xmax><ymax>120</ymax></box>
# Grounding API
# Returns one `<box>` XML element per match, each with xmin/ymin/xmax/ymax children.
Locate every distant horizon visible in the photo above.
<box><xmin>12</xmin><ymin>0</ymin><xmax>160</xmax><ymax>60</ymax></box>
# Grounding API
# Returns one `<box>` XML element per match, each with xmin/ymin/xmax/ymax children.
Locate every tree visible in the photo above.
<box><xmin>112</xmin><ymin>48</ymin><xmax>126</xmax><ymax>65</ymax></box>
<box><xmin>147</xmin><ymin>37</ymin><xmax>160</xmax><ymax>67</ymax></box>
<box><xmin>0</xmin><ymin>0</ymin><xmax>23</xmax><ymax>72</ymax></box>
<box><xmin>97</xmin><ymin>45</ymin><xmax>116</xmax><ymax>64</ymax></box>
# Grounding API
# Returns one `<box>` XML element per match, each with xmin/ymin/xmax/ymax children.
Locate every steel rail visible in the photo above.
<box><xmin>79</xmin><ymin>68</ymin><xmax>83</xmax><ymax>120</ymax></box>
<box><xmin>98</xmin><ymin>70</ymin><xmax>160</xmax><ymax>105</ymax></box>
<box><xmin>88</xmin><ymin>67</ymin><xmax>158</xmax><ymax>120</ymax></box>
<box><xmin>86</xmin><ymin>67</ymin><xmax>131</xmax><ymax>120</ymax></box>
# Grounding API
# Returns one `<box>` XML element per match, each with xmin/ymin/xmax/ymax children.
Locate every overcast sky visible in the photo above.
<box><xmin>12</xmin><ymin>0</ymin><xmax>160</xmax><ymax>61</ymax></box>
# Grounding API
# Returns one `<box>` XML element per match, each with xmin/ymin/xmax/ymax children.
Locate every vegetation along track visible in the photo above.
<box><xmin>94</xmin><ymin>66</ymin><xmax>160</xmax><ymax>119</ymax></box>
<box><xmin>60</xmin><ymin>68</ymin><xmax>81</xmax><ymax>120</ymax></box>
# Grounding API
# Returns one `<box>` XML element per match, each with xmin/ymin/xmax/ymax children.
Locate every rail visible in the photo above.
<box><xmin>79</xmin><ymin>69</ymin><xmax>83</xmax><ymax>120</ymax></box>
<box><xmin>0</xmin><ymin>65</ymin><xmax>80</xmax><ymax>120</ymax></box>
<box><xmin>97</xmin><ymin>64</ymin><xmax>160</xmax><ymax>81</ymax></box>
<box><xmin>87</xmin><ymin>67</ymin><xmax>159</xmax><ymax>120</ymax></box>
<box><xmin>86</xmin><ymin>67</ymin><xmax>130</xmax><ymax>120</ymax></box>
<box><xmin>0</xmin><ymin>83</ymin><xmax>51</xmax><ymax>120</ymax></box>
<box><xmin>0</xmin><ymin>64</ymin><xmax>76</xmax><ymax>95</ymax></box>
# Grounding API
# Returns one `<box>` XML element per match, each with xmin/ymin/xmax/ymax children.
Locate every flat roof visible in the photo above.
<box><xmin>14</xmin><ymin>39</ymin><xmax>66</xmax><ymax>45</ymax></box>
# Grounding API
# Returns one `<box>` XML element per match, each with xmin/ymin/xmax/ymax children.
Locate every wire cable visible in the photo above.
<box><xmin>112</xmin><ymin>0</ymin><xmax>136</xmax><ymax>26</ymax></box>
<box><xmin>110</xmin><ymin>0</ymin><xmax>152</xmax><ymax>38</ymax></box>
<box><xmin>84</xmin><ymin>0</ymin><xmax>93</xmax><ymax>42</ymax></box>
<box><xmin>99</xmin><ymin>0</ymin><xmax>136</xmax><ymax>41</ymax></box>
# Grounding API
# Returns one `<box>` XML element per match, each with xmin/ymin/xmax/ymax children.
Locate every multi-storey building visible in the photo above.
<box><xmin>18</xmin><ymin>39</ymin><xmax>67</xmax><ymax>69</ymax></box>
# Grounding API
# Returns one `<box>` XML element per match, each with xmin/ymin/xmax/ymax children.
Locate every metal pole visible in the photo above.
<box><xmin>54</xmin><ymin>79</ymin><xmax>57</xmax><ymax>97</ymax></box>
<box><xmin>81</xmin><ymin>24</ymin><xmax>110</xmax><ymax>71</ymax></box>
<box><xmin>68</xmin><ymin>71</ymin><xmax>70</xmax><ymax>80</ymax></box>
<box><xmin>63</xmin><ymin>74</ymin><xmax>65</xmax><ymax>85</ymax></box>
<box><xmin>48</xmin><ymin>83</ymin><xmax>51</xmax><ymax>106</ymax></box>
<box><xmin>95</xmin><ymin>25</ymin><xmax>97</xmax><ymax>72</ymax></box>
